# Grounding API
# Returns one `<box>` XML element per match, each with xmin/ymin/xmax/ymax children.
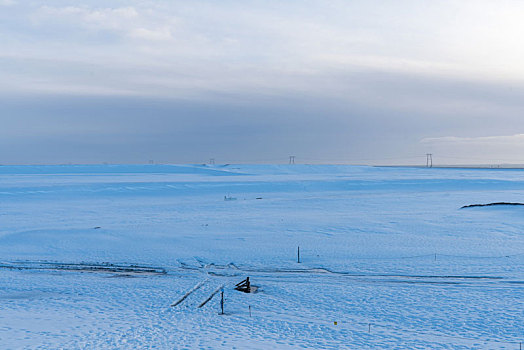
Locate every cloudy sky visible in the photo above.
<box><xmin>2</xmin><ymin>0</ymin><xmax>524</xmax><ymax>165</ymax></box>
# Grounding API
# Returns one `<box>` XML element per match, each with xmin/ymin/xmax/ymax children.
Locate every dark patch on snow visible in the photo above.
<box><xmin>0</xmin><ymin>261</ymin><xmax>166</xmax><ymax>276</ymax></box>
<box><xmin>461</xmin><ymin>202</ymin><xmax>524</xmax><ymax>209</ymax></box>
<box><xmin>207</xmin><ymin>271</ymin><xmax>242</xmax><ymax>277</ymax></box>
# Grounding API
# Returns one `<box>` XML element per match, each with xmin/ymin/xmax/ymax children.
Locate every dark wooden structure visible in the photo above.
<box><xmin>235</xmin><ymin>277</ymin><xmax>251</xmax><ymax>293</ymax></box>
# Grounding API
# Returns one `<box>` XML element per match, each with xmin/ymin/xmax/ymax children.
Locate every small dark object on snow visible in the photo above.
<box><xmin>220</xmin><ymin>290</ymin><xmax>224</xmax><ymax>315</ymax></box>
<box><xmin>461</xmin><ymin>202</ymin><xmax>524</xmax><ymax>209</ymax></box>
<box><xmin>235</xmin><ymin>277</ymin><xmax>251</xmax><ymax>293</ymax></box>
<box><xmin>256</xmin><ymin>197</ymin><xmax>263</xmax><ymax>200</ymax></box>
<box><xmin>93</xmin><ymin>226</ymin><xmax>101</xmax><ymax>229</ymax></box>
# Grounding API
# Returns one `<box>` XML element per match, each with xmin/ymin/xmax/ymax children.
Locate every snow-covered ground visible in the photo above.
<box><xmin>0</xmin><ymin>164</ymin><xmax>522</xmax><ymax>349</ymax></box>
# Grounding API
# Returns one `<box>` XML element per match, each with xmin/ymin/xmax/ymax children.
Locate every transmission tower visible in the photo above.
<box><xmin>209</xmin><ymin>158</ymin><xmax>215</xmax><ymax>165</ymax></box>
<box><xmin>426</xmin><ymin>154</ymin><xmax>433</xmax><ymax>168</ymax></box>
<box><xmin>289</xmin><ymin>156</ymin><xmax>295</xmax><ymax>165</ymax></box>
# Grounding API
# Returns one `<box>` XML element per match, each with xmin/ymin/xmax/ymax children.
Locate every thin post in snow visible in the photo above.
<box><xmin>220</xmin><ymin>289</ymin><xmax>224</xmax><ymax>315</ymax></box>
<box><xmin>434</xmin><ymin>253</ymin><xmax>437</xmax><ymax>261</ymax></box>
<box><xmin>297</xmin><ymin>246</ymin><xmax>301</xmax><ymax>263</ymax></box>
<box><xmin>368</xmin><ymin>323</ymin><xmax>371</xmax><ymax>333</ymax></box>
<box><xmin>249</xmin><ymin>305</ymin><xmax>252</xmax><ymax>317</ymax></box>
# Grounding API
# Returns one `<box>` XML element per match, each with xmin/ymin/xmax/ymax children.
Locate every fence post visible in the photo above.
<box><xmin>220</xmin><ymin>289</ymin><xmax>224</xmax><ymax>315</ymax></box>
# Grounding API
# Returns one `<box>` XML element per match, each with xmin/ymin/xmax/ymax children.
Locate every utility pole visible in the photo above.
<box><xmin>426</xmin><ymin>154</ymin><xmax>433</xmax><ymax>168</ymax></box>
<box><xmin>289</xmin><ymin>156</ymin><xmax>295</xmax><ymax>165</ymax></box>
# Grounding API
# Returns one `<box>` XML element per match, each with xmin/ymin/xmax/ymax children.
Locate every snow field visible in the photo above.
<box><xmin>0</xmin><ymin>164</ymin><xmax>522</xmax><ymax>349</ymax></box>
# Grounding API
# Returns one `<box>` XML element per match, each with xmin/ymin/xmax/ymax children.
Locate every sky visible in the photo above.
<box><xmin>2</xmin><ymin>0</ymin><xmax>524</xmax><ymax>165</ymax></box>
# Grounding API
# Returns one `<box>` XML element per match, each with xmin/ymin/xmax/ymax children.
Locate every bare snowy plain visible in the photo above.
<box><xmin>0</xmin><ymin>164</ymin><xmax>522</xmax><ymax>349</ymax></box>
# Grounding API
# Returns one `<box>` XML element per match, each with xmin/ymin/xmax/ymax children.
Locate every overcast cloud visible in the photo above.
<box><xmin>2</xmin><ymin>0</ymin><xmax>524</xmax><ymax>165</ymax></box>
